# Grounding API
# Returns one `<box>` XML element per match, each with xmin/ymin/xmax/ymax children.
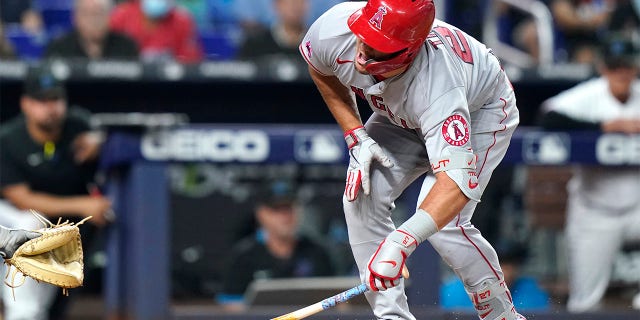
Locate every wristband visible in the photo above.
<box><xmin>397</xmin><ymin>209</ymin><xmax>439</xmax><ymax>244</ymax></box>
<box><xmin>344</xmin><ymin>126</ymin><xmax>366</xmax><ymax>149</ymax></box>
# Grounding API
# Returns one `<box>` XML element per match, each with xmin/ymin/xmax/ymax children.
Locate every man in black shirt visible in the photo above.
<box><xmin>45</xmin><ymin>0</ymin><xmax>138</xmax><ymax>59</ymax></box>
<box><xmin>217</xmin><ymin>180</ymin><xmax>335</xmax><ymax>310</ymax></box>
<box><xmin>0</xmin><ymin>65</ymin><xmax>112</xmax><ymax>320</ymax></box>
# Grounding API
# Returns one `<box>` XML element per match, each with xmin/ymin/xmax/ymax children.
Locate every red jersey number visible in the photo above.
<box><xmin>429</xmin><ymin>26</ymin><xmax>474</xmax><ymax>64</ymax></box>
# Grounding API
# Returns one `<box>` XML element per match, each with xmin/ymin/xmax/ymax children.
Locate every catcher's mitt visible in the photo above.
<box><xmin>4</xmin><ymin>210</ymin><xmax>91</xmax><ymax>296</ymax></box>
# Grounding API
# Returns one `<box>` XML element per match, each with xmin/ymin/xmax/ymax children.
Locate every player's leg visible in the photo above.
<box><xmin>424</xmin><ymin>97</ymin><xmax>523</xmax><ymax>320</ymax></box>
<box><xmin>344</xmin><ymin>114</ymin><xmax>429</xmax><ymax>320</ymax></box>
<box><xmin>565</xmin><ymin>195</ymin><xmax>624</xmax><ymax>312</ymax></box>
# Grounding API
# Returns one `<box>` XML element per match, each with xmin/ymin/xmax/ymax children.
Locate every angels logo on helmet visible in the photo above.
<box><xmin>369</xmin><ymin>6</ymin><xmax>387</xmax><ymax>30</ymax></box>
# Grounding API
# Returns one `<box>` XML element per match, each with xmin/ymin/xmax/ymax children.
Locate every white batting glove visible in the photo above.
<box><xmin>344</xmin><ymin>126</ymin><xmax>393</xmax><ymax>201</ymax></box>
<box><xmin>366</xmin><ymin>210</ymin><xmax>438</xmax><ymax>291</ymax></box>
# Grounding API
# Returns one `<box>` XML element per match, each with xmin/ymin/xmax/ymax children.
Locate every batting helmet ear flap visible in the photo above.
<box><xmin>348</xmin><ymin>0</ymin><xmax>436</xmax><ymax>74</ymax></box>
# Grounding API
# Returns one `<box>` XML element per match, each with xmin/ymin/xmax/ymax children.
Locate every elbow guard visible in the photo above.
<box><xmin>430</xmin><ymin>148</ymin><xmax>482</xmax><ymax>202</ymax></box>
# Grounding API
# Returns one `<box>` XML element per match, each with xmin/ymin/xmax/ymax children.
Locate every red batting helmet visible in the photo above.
<box><xmin>347</xmin><ymin>0</ymin><xmax>436</xmax><ymax>74</ymax></box>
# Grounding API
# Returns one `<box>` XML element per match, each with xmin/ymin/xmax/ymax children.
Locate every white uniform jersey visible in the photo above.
<box><xmin>300</xmin><ymin>2</ymin><xmax>517</xmax><ymax>201</ymax></box>
<box><xmin>544</xmin><ymin>77</ymin><xmax>640</xmax><ymax>210</ymax></box>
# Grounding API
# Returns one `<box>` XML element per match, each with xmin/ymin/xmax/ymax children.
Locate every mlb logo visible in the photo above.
<box><xmin>294</xmin><ymin>131</ymin><xmax>344</xmax><ymax>163</ymax></box>
<box><xmin>522</xmin><ymin>132</ymin><xmax>571</xmax><ymax>164</ymax></box>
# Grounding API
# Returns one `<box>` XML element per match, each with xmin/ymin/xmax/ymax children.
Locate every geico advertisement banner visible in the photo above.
<box><xmin>139</xmin><ymin>127</ymin><xmax>347</xmax><ymax>163</ymax></box>
<box><xmin>100</xmin><ymin>127</ymin><xmax>640</xmax><ymax>167</ymax></box>
<box><xmin>595</xmin><ymin>134</ymin><xmax>640</xmax><ymax>165</ymax></box>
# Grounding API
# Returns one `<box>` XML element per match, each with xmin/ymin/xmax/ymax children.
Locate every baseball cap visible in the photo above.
<box><xmin>256</xmin><ymin>180</ymin><xmax>297</xmax><ymax>207</ymax></box>
<box><xmin>601</xmin><ymin>35</ymin><xmax>640</xmax><ymax>69</ymax></box>
<box><xmin>23</xmin><ymin>65</ymin><xmax>67</xmax><ymax>101</ymax></box>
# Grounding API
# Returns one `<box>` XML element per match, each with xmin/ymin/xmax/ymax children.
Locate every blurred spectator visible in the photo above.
<box><xmin>550</xmin><ymin>0</ymin><xmax>615</xmax><ymax>64</ymax></box>
<box><xmin>45</xmin><ymin>0</ymin><xmax>139</xmax><ymax>59</ymax></box>
<box><xmin>539</xmin><ymin>35</ymin><xmax>640</xmax><ymax>312</ymax></box>
<box><xmin>232</xmin><ymin>0</ymin><xmax>342</xmax><ymax>36</ymax></box>
<box><xmin>216</xmin><ymin>180</ymin><xmax>335</xmax><ymax>311</ymax></box>
<box><xmin>440</xmin><ymin>241</ymin><xmax>550</xmax><ymax>311</ymax></box>
<box><xmin>495</xmin><ymin>1</ymin><xmax>548</xmax><ymax>64</ymax></box>
<box><xmin>109</xmin><ymin>0</ymin><xmax>203</xmax><ymax>63</ymax></box>
<box><xmin>0</xmin><ymin>64</ymin><xmax>111</xmax><ymax>319</ymax></box>
<box><xmin>0</xmin><ymin>22</ymin><xmax>17</xmax><ymax>59</ymax></box>
<box><xmin>0</xmin><ymin>0</ymin><xmax>44</xmax><ymax>34</ymax></box>
<box><xmin>236</xmin><ymin>0</ymin><xmax>308</xmax><ymax>60</ymax></box>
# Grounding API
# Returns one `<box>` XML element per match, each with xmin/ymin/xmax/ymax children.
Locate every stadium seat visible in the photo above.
<box><xmin>33</xmin><ymin>0</ymin><xmax>74</xmax><ymax>10</ymax></box>
<box><xmin>4</xmin><ymin>24</ymin><xmax>48</xmax><ymax>60</ymax></box>
<box><xmin>40</xmin><ymin>8</ymin><xmax>73</xmax><ymax>36</ymax></box>
<box><xmin>199</xmin><ymin>30</ymin><xmax>238</xmax><ymax>60</ymax></box>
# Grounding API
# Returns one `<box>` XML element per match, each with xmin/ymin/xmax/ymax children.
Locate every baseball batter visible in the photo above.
<box><xmin>541</xmin><ymin>35</ymin><xmax>640</xmax><ymax>312</ymax></box>
<box><xmin>299</xmin><ymin>1</ymin><xmax>524</xmax><ymax>319</ymax></box>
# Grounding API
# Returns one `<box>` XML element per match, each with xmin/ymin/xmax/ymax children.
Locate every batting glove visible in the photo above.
<box><xmin>344</xmin><ymin>126</ymin><xmax>393</xmax><ymax>201</ymax></box>
<box><xmin>366</xmin><ymin>209</ymin><xmax>438</xmax><ymax>291</ymax></box>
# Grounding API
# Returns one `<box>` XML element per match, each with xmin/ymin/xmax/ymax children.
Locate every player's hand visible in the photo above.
<box><xmin>365</xmin><ymin>229</ymin><xmax>417</xmax><ymax>291</ymax></box>
<box><xmin>0</xmin><ymin>226</ymin><xmax>41</xmax><ymax>259</ymax></box>
<box><xmin>79</xmin><ymin>196</ymin><xmax>112</xmax><ymax>226</ymax></box>
<box><xmin>344</xmin><ymin>126</ymin><xmax>393</xmax><ymax>201</ymax></box>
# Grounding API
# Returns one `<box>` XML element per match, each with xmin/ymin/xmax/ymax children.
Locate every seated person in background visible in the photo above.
<box><xmin>0</xmin><ymin>0</ymin><xmax>43</xmax><ymax>34</ymax></box>
<box><xmin>109</xmin><ymin>0</ymin><xmax>203</xmax><ymax>63</ymax></box>
<box><xmin>45</xmin><ymin>0</ymin><xmax>139</xmax><ymax>59</ymax></box>
<box><xmin>0</xmin><ymin>64</ymin><xmax>112</xmax><ymax>320</ymax></box>
<box><xmin>539</xmin><ymin>35</ymin><xmax>640</xmax><ymax>312</ymax></box>
<box><xmin>550</xmin><ymin>0</ymin><xmax>614</xmax><ymax>64</ymax></box>
<box><xmin>440</xmin><ymin>241</ymin><xmax>550</xmax><ymax>312</ymax></box>
<box><xmin>217</xmin><ymin>180</ymin><xmax>335</xmax><ymax>311</ymax></box>
<box><xmin>236</xmin><ymin>0</ymin><xmax>308</xmax><ymax>60</ymax></box>
<box><xmin>0</xmin><ymin>22</ymin><xmax>17</xmax><ymax>59</ymax></box>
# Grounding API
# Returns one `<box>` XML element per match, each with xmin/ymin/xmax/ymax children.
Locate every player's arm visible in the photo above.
<box><xmin>418</xmin><ymin>172</ymin><xmax>469</xmax><ymax>229</ymax></box>
<box><xmin>308</xmin><ymin>66</ymin><xmax>362</xmax><ymax>131</ymax></box>
<box><xmin>308</xmin><ymin>66</ymin><xmax>393</xmax><ymax>201</ymax></box>
<box><xmin>2</xmin><ymin>184</ymin><xmax>110</xmax><ymax>226</ymax></box>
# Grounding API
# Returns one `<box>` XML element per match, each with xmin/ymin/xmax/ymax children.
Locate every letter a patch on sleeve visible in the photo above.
<box><xmin>442</xmin><ymin>114</ymin><xmax>469</xmax><ymax>146</ymax></box>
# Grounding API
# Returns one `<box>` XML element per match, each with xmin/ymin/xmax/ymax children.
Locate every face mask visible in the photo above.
<box><xmin>142</xmin><ymin>0</ymin><xmax>172</xmax><ymax>19</ymax></box>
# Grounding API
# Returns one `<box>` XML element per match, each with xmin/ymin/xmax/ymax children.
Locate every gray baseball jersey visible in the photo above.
<box><xmin>300</xmin><ymin>3</ymin><xmax>521</xmax><ymax>319</ymax></box>
<box><xmin>543</xmin><ymin>77</ymin><xmax>640</xmax><ymax>312</ymax></box>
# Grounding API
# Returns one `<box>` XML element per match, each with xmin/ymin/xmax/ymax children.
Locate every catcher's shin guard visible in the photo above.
<box><xmin>467</xmin><ymin>279</ymin><xmax>526</xmax><ymax>320</ymax></box>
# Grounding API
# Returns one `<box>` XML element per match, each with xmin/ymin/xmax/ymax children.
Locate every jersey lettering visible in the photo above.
<box><xmin>429</xmin><ymin>26</ymin><xmax>474</xmax><ymax>64</ymax></box>
<box><xmin>371</xmin><ymin>95</ymin><xmax>387</xmax><ymax>111</ymax></box>
<box><xmin>350</xmin><ymin>86</ymin><xmax>366</xmax><ymax>100</ymax></box>
<box><xmin>350</xmin><ymin>87</ymin><xmax>416</xmax><ymax>129</ymax></box>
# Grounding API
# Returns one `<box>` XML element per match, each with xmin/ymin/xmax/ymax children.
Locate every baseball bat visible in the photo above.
<box><xmin>270</xmin><ymin>266</ymin><xmax>410</xmax><ymax>320</ymax></box>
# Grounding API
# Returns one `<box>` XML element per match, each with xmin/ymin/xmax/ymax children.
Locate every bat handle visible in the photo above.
<box><xmin>270</xmin><ymin>266</ymin><xmax>411</xmax><ymax>320</ymax></box>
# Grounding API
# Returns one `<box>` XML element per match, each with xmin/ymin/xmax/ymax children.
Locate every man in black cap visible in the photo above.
<box><xmin>217</xmin><ymin>180</ymin><xmax>336</xmax><ymax>311</ymax></box>
<box><xmin>539</xmin><ymin>34</ymin><xmax>640</xmax><ymax>312</ymax></box>
<box><xmin>0</xmin><ymin>65</ymin><xmax>112</xmax><ymax>319</ymax></box>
